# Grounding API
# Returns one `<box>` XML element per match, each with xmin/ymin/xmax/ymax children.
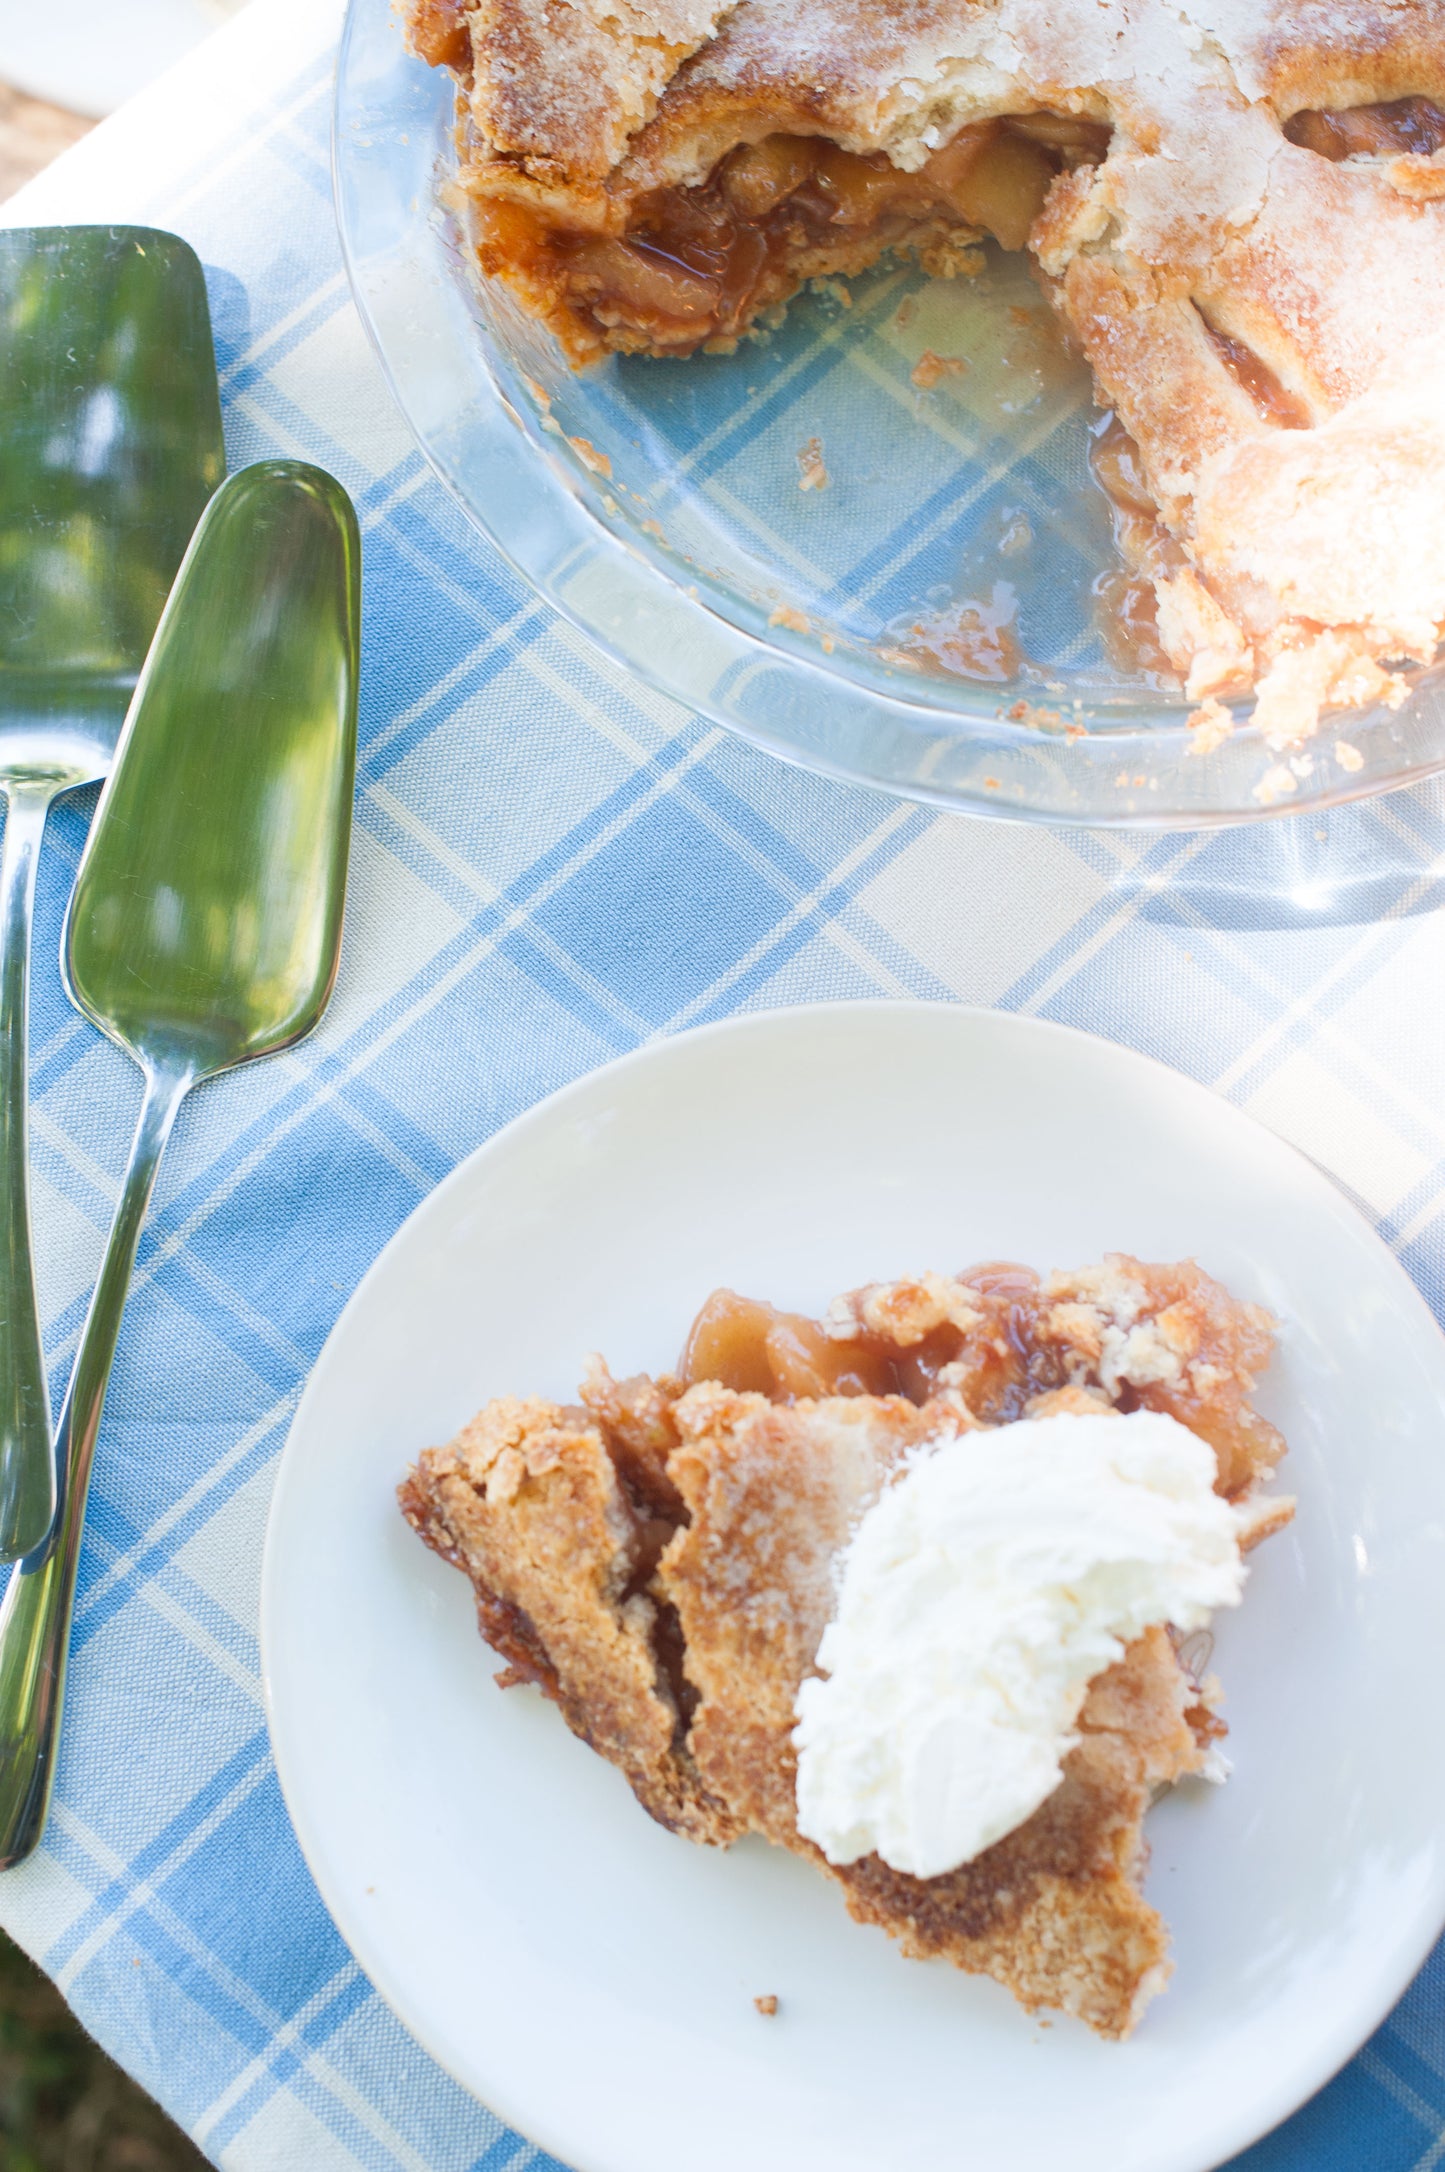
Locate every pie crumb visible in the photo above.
<box><xmin>1335</xmin><ymin>739</ymin><xmax>1365</xmax><ymax>772</ymax></box>
<box><xmin>754</xmin><ymin>1994</ymin><xmax>779</xmax><ymax>2017</ymax></box>
<box><xmin>567</xmin><ymin>435</ymin><xmax>611</xmax><ymax>477</ymax></box>
<box><xmin>769</xmin><ymin>606</ymin><xmax>811</xmax><ymax>633</ymax></box>
<box><xmin>1186</xmin><ymin>698</ymin><xmax>1235</xmax><ymax>755</ymax></box>
<box><xmin>1254</xmin><ymin>762</ymin><xmax>1299</xmax><ymax>805</ymax></box>
<box><xmin>1388</xmin><ymin>149</ymin><xmax>1445</xmax><ymax>199</ymax></box>
<box><xmin>797</xmin><ymin>438</ymin><xmax>830</xmax><ymax>492</ymax></box>
<box><xmin>911</xmin><ymin>349</ymin><xmax>965</xmax><ymax>390</ymax></box>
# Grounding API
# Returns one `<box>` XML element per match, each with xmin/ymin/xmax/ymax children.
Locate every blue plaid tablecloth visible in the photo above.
<box><xmin>4</xmin><ymin>4</ymin><xmax>1445</xmax><ymax>2164</ymax></box>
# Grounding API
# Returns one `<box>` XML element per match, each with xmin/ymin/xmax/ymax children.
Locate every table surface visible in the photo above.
<box><xmin>0</xmin><ymin>80</ymin><xmax>90</xmax><ymax>203</ymax></box>
<box><xmin>3</xmin><ymin>5</ymin><xmax>1445</xmax><ymax>2167</ymax></box>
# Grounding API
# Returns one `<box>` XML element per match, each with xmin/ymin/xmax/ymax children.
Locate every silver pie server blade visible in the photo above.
<box><xmin>0</xmin><ymin>225</ymin><xmax>224</xmax><ymax>1562</ymax></box>
<box><xmin>0</xmin><ymin>456</ymin><xmax>360</xmax><ymax>1867</ymax></box>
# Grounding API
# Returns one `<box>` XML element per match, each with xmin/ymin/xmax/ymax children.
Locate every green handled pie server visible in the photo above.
<box><xmin>0</xmin><ymin>458</ymin><xmax>360</xmax><ymax>1867</ymax></box>
<box><xmin>0</xmin><ymin>226</ymin><xmax>224</xmax><ymax>1563</ymax></box>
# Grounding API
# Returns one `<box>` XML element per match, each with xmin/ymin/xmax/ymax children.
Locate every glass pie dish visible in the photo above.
<box><xmin>334</xmin><ymin>0</ymin><xmax>1445</xmax><ymax>826</ymax></box>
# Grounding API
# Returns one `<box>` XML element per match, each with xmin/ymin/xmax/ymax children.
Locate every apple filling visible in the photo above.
<box><xmin>409</xmin><ymin>0</ymin><xmax>469</xmax><ymax>68</ymax></box>
<box><xmin>677</xmin><ymin>1268</ymin><xmax>1058</xmax><ymax>1413</ymax></box>
<box><xmin>1194</xmin><ymin>314</ymin><xmax>1313</xmax><ymax>430</ymax></box>
<box><xmin>1285</xmin><ymin>94</ymin><xmax>1445</xmax><ymax>160</ymax></box>
<box><xmin>673</xmin><ymin>1258</ymin><xmax>1283</xmax><ymax>1492</ymax></box>
<box><xmin>475</xmin><ymin>115</ymin><xmax>1108</xmax><ymax>358</ymax></box>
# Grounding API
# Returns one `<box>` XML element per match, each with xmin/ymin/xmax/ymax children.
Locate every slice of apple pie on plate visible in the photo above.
<box><xmin>400</xmin><ymin>1252</ymin><xmax>1293</xmax><ymax>2038</ymax></box>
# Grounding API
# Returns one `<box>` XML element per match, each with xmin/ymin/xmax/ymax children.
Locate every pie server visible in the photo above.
<box><xmin>0</xmin><ymin>458</ymin><xmax>360</xmax><ymax>1867</ymax></box>
<box><xmin>0</xmin><ymin>226</ymin><xmax>224</xmax><ymax>1561</ymax></box>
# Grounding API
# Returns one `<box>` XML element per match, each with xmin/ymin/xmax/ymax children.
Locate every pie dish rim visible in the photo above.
<box><xmin>334</xmin><ymin>0</ymin><xmax>1445</xmax><ymax>826</ymax></box>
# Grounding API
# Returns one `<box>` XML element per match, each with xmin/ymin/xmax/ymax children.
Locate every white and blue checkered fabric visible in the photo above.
<box><xmin>4</xmin><ymin>6</ymin><xmax>1445</xmax><ymax>2166</ymax></box>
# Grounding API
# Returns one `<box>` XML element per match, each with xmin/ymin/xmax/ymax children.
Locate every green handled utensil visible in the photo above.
<box><xmin>0</xmin><ymin>458</ymin><xmax>360</xmax><ymax>1868</ymax></box>
<box><xmin>0</xmin><ymin>226</ymin><xmax>224</xmax><ymax>1562</ymax></box>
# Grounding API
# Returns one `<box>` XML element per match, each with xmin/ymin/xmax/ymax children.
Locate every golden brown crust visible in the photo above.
<box><xmin>578</xmin><ymin>1354</ymin><xmax>686</xmax><ymax>1518</ymax></box>
<box><xmin>657</xmin><ymin>1388</ymin><xmax>1221</xmax><ymax>2037</ymax></box>
<box><xmin>400</xmin><ymin>1395</ymin><xmax>738</xmax><ymax>1842</ymax></box>
<box><xmin>405</xmin><ymin>0</ymin><xmax>1445</xmax><ymax>741</ymax></box>
<box><xmin>836</xmin><ymin>1628</ymin><xmax>1200</xmax><ymax>2037</ymax></box>
<box><xmin>399</xmin><ymin>1255</ymin><xmax>1291</xmax><ymax>2035</ymax></box>
<box><xmin>658</xmin><ymin>1383</ymin><xmax>937</xmax><ymax>1837</ymax></box>
<box><xmin>458</xmin><ymin>0</ymin><xmax>731</xmax><ymax>181</ymax></box>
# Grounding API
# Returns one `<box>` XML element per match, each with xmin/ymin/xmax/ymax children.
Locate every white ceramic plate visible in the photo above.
<box><xmin>261</xmin><ymin>1002</ymin><xmax>1445</xmax><ymax>2172</ymax></box>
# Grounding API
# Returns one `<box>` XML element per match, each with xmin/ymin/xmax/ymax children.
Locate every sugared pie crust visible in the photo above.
<box><xmin>405</xmin><ymin>0</ymin><xmax>1445</xmax><ymax>746</ymax></box>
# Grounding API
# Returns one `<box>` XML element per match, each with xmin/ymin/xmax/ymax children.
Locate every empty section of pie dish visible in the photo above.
<box><xmin>335</xmin><ymin>0</ymin><xmax>1445</xmax><ymax>824</ymax></box>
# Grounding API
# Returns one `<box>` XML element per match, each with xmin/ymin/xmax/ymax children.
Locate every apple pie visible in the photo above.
<box><xmin>399</xmin><ymin>1255</ymin><xmax>1292</xmax><ymax>2036</ymax></box>
<box><xmin>405</xmin><ymin>0</ymin><xmax>1445</xmax><ymax>746</ymax></box>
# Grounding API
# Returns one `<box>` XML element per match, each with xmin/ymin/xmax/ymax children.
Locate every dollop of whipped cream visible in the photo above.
<box><xmin>792</xmin><ymin>1409</ymin><xmax>1246</xmax><ymax>1880</ymax></box>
